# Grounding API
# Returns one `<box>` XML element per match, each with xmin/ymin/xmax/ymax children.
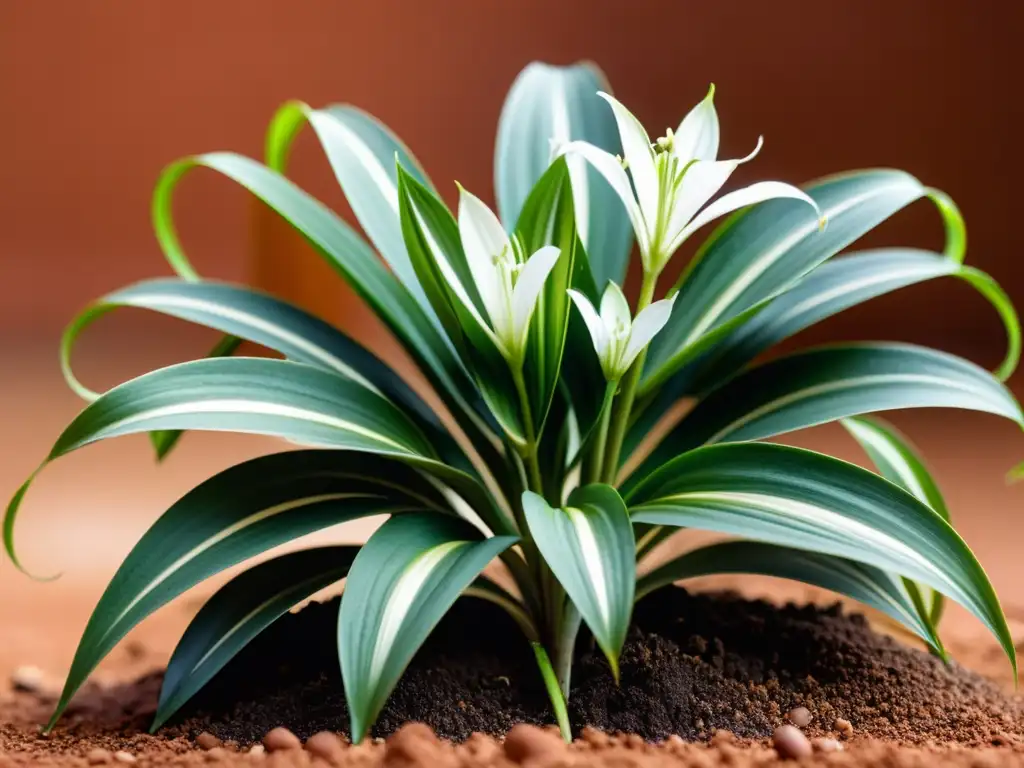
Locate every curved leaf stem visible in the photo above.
<box><xmin>601</xmin><ymin>272</ymin><xmax>658</xmax><ymax>483</ymax></box>
<box><xmin>531</xmin><ymin>642</ymin><xmax>572</xmax><ymax>741</ymax></box>
<box><xmin>585</xmin><ymin>381</ymin><xmax>619</xmax><ymax>484</ymax></box>
<box><xmin>511</xmin><ymin>364</ymin><xmax>545</xmax><ymax>497</ymax></box>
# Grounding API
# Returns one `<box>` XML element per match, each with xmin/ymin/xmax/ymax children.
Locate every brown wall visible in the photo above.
<box><xmin>1</xmin><ymin>1</ymin><xmax>1021</xmax><ymax>368</ymax></box>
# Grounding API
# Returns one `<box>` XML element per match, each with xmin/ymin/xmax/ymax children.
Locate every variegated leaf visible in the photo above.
<box><xmin>627</xmin><ymin>442</ymin><xmax>1015</xmax><ymax>673</ymax></box>
<box><xmin>154</xmin><ymin>546</ymin><xmax>360</xmax><ymax>729</ymax></box>
<box><xmin>338</xmin><ymin>514</ymin><xmax>517</xmax><ymax>742</ymax></box>
<box><xmin>522</xmin><ymin>484</ymin><xmax>635</xmax><ymax>678</ymax></box>
<box><xmin>44</xmin><ymin>451</ymin><xmax>426</xmax><ymax>729</ymax></box>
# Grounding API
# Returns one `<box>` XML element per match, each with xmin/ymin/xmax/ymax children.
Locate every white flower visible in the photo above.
<box><xmin>559</xmin><ymin>85</ymin><xmax>824</xmax><ymax>276</ymax></box>
<box><xmin>453</xmin><ymin>186</ymin><xmax>561</xmax><ymax>366</ymax></box>
<box><xmin>567</xmin><ymin>282</ymin><xmax>676</xmax><ymax>381</ymax></box>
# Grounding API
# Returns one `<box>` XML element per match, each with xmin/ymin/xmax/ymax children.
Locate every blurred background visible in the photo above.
<box><xmin>1</xmin><ymin>1</ymin><xmax>1022</xmax><ymax>683</ymax></box>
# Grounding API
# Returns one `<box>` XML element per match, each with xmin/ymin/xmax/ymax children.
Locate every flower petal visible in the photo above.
<box><xmin>665</xmin><ymin>136</ymin><xmax>764</xmax><ymax>251</ymax></box>
<box><xmin>671</xmin><ymin>180</ymin><xmax>822</xmax><ymax>252</ymax></box>
<box><xmin>568</xmin><ymin>288</ymin><xmax>609</xmax><ymax>360</ymax></box>
<box><xmin>622</xmin><ymin>296</ymin><xmax>676</xmax><ymax>370</ymax></box>
<box><xmin>674</xmin><ymin>84</ymin><xmax>719</xmax><ymax>163</ymax></box>
<box><xmin>597</xmin><ymin>92</ymin><xmax>659</xmax><ymax>232</ymax></box>
<box><xmin>511</xmin><ymin>245</ymin><xmax>562</xmax><ymax>352</ymax></box>
<box><xmin>412</xmin><ymin>207</ymin><xmax>495</xmax><ymax>341</ymax></box>
<box><xmin>559</xmin><ymin>140</ymin><xmax>649</xmax><ymax>257</ymax></box>
<box><xmin>599</xmin><ymin>281</ymin><xmax>631</xmax><ymax>331</ymax></box>
<box><xmin>457</xmin><ymin>185</ymin><xmax>511</xmax><ymax>324</ymax></box>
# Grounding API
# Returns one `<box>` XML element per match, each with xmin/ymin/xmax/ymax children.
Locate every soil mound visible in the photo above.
<box><xmin>172</xmin><ymin>587</ymin><xmax>1022</xmax><ymax>745</ymax></box>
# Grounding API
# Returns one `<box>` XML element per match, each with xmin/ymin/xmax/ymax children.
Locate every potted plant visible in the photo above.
<box><xmin>6</xmin><ymin>60</ymin><xmax>1018</xmax><ymax>746</ymax></box>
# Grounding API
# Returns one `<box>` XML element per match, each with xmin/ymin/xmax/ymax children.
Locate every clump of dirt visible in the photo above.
<box><xmin>169</xmin><ymin>587</ymin><xmax>1022</xmax><ymax>745</ymax></box>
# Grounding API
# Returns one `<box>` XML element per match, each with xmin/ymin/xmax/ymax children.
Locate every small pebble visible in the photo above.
<box><xmin>503</xmin><ymin>724</ymin><xmax>566</xmax><ymax>763</ymax></box>
<box><xmin>463</xmin><ymin>732</ymin><xmax>499</xmax><ymax>761</ymax></box>
<box><xmin>195</xmin><ymin>732</ymin><xmax>222</xmax><ymax>751</ymax></box>
<box><xmin>305</xmin><ymin>731</ymin><xmax>345</xmax><ymax>762</ymax></box>
<box><xmin>113</xmin><ymin>752</ymin><xmax>136</xmax><ymax>764</ymax></box>
<box><xmin>711</xmin><ymin>729</ymin><xmax>735</xmax><ymax>744</ymax></box>
<box><xmin>124</xmin><ymin>641</ymin><xmax>147</xmax><ymax>660</ymax></box>
<box><xmin>247</xmin><ymin>744</ymin><xmax>266</xmax><ymax>759</ymax></box>
<box><xmin>773</xmin><ymin>725</ymin><xmax>813</xmax><ymax>760</ymax></box>
<box><xmin>86</xmin><ymin>748</ymin><xmax>112</xmax><ymax>765</ymax></box>
<box><xmin>263</xmin><ymin>727</ymin><xmax>302</xmax><ymax>752</ymax></box>
<box><xmin>788</xmin><ymin>706</ymin><xmax>812</xmax><ymax>727</ymax></box>
<box><xmin>386</xmin><ymin>722</ymin><xmax>438</xmax><ymax>759</ymax></box>
<box><xmin>835</xmin><ymin>717</ymin><xmax>855</xmax><ymax>739</ymax></box>
<box><xmin>10</xmin><ymin>665</ymin><xmax>47</xmax><ymax>694</ymax></box>
<box><xmin>580</xmin><ymin>727</ymin><xmax>610</xmax><ymax>749</ymax></box>
<box><xmin>813</xmin><ymin>737</ymin><xmax>844</xmax><ymax>753</ymax></box>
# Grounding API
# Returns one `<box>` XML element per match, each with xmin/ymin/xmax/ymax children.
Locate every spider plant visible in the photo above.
<box><xmin>6</xmin><ymin>61</ymin><xmax>1019</xmax><ymax>743</ymax></box>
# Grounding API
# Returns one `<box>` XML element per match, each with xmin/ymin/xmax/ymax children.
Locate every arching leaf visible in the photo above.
<box><xmin>495</xmin><ymin>61</ymin><xmax>633</xmax><ymax>288</ymax></box>
<box><xmin>339</xmin><ymin>514</ymin><xmax>516</xmax><ymax>742</ymax></box>
<box><xmin>523</xmin><ymin>484</ymin><xmax>634</xmax><ymax>678</ymax></box>
<box><xmin>154</xmin><ymin>546</ymin><xmax>360</xmax><ymax>729</ymax></box>
<box><xmin>627</xmin><ymin>442</ymin><xmax>1015</xmax><ymax>674</ymax></box>
<box><xmin>635</xmin><ymin>540</ymin><xmax>941</xmax><ymax>654</ymax></box>
<box><xmin>45</xmin><ymin>451</ymin><xmax>429</xmax><ymax>729</ymax></box>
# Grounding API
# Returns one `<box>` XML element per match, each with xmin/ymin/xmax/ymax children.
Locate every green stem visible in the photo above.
<box><xmin>584</xmin><ymin>381</ymin><xmax>619</xmax><ymax>485</ymax></box>
<box><xmin>601</xmin><ymin>272</ymin><xmax>658</xmax><ymax>484</ymax></box>
<box><xmin>511</xmin><ymin>364</ymin><xmax>544</xmax><ymax>496</ymax></box>
<box><xmin>531</xmin><ymin>642</ymin><xmax>572</xmax><ymax>741</ymax></box>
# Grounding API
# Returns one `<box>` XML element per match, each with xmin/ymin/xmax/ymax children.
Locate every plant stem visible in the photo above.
<box><xmin>531</xmin><ymin>642</ymin><xmax>572</xmax><ymax>741</ymax></box>
<box><xmin>584</xmin><ymin>381</ymin><xmax>618</xmax><ymax>485</ymax></box>
<box><xmin>601</xmin><ymin>272</ymin><xmax>658</xmax><ymax>484</ymax></box>
<box><xmin>511</xmin><ymin>364</ymin><xmax>545</xmax><ymax>496</ymax></box>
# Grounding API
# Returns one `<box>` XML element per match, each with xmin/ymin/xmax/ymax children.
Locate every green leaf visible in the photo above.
<box><xmin>338</xmin><ymin>513</ymin><xmax>516</xmax><ymax>742</ymax></box>
<box><xmin>150</xmin><ymin>152</ymin><xmax>504</xmax><ymax>480</ymax></box>
<box><xmin>58</xmin><ymin>278</ymin><xmax>486</xmax><ymax>480</ymax></box>
<box><xmin>44</xmin><ymin>450</ymin><xmax>427</xmax><ymax>729</ymax></box>
<box><xmin>495</xmin><ymin>61</ymin><xmax>633</xmax><ymax>288</ymax></box>
<box><xmin>395</xmin><ymin>166</ymin><xmax>525</xmax><ymax>445</ymax></box>
<box><xmin>154</xmin><ymin>546</ymin><xmax>360</xmax><ymax>730</ymax></box>
<box><xmin>149</xmin><ymin>334</ymin><xmax>244</xmax><ymax>460</ymax></box>
<box><xmin>61</xmin><ymin>279</ymin><xmax>452</xmax><ymax>449</ymax></box>
<box><xmin>522</xmin><ymin>485</ymin><xmax>635</xmax><ymax>678</ymax></box>
<box><xmin>624</xmin><ymin>251</ymin><xmax>1021</xmax><ymax>468</ymax></box>
<box><xmin>514</xmin><ymin>158</ymin><xmax>579</xmax><ymax>435</ymax></box>
<box><xmin>629</xmin><ymin>343</ymin><xmax>1022</xmax><ymax>489</ymax></box>
<box><xmin>627</xmin><ymin>442</ymin><xmax>1015</xmax><ymax>673</ymax></box>
<box><xmin>843</xmin><ymin>416</ymin><xmax>951</xmax><ymax>627</ymax></box>
<box><xmin>644</xmin><ymin>171</ymin><xmax>965</xmax><ymax>390</ymax></box>
<box><xmin>644</xmin><ymin>250</ymin><xmax>1020</xmax><ymax>409</ymax></box>
<box><xmin>558</xmin><ymin>243</ymin><xmax>608</xmax><ymax>453</ymax></box>
<box><xmin>52</xmin><ymin>357</ymin><xmax>435</xmax><ymax>456</ymax></box>
<box><xmin>6</xmin><ymin>358</ymin><xmax>513</xmax><ymax>570</ymax></box>
<box><xmin>263</xmin><ymin>101</ymin><xmax>439</xmax><ymax>327</ymax></box>
<box><xmin>635</xmin><ymin>540</ymin><xmax>941</xmax><ymax>654</ymax></box>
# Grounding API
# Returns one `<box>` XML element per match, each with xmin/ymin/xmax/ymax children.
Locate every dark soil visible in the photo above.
<box><xmin>173</xmin><ymin>586</ymin><xmax>1023</xmax><ymax>746</ymax></box>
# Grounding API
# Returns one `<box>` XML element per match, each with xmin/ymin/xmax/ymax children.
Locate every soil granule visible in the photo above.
<box><xmin>2</xmin><ymin>587</ymin><xmax>1022</xmax><ymax>767</ymax></box>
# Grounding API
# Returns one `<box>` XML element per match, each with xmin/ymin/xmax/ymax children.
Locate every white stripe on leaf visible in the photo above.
<box><xmin>109</xmin><ymin>493</ymin><xmax>381</xmax><ymax>633</ymax></box>
<box><xmin>121</xmin><ymin>293</ymin><xmax>378</xmax><ymax>392</ymax></box>
<box><xmin>93</xmin><ymin>399</ymin><xmax>416</xmax><ymax>454</ymax></box>
<box><xmin>368</xmin><ymin>541</ymin><xmax>465</xmax><ymax>685</ymax></box>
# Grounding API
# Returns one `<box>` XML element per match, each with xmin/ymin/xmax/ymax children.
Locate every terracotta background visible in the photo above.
<box><xmin>1</xmin><ymin>1</ymin><xmax>1022</xmax><ymax>683</ymax></box>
